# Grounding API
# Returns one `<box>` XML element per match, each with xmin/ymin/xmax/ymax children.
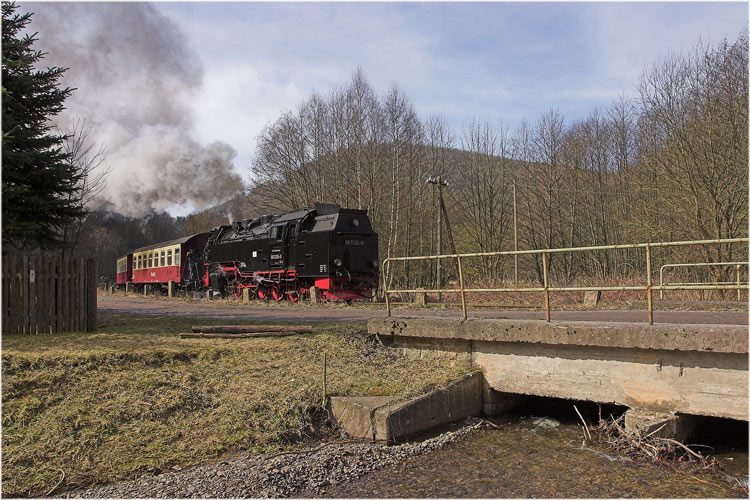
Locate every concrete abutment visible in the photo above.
<box><xmin>367</xmin><ymin>316</ymin><xmax>748</xmax><ymax>440</ymax></box>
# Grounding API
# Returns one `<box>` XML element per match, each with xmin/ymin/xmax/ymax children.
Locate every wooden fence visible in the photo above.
<box><xmin>2</xmin><ymin>256</ymin><xmax>97</xmax><ymax>334</ymax></box>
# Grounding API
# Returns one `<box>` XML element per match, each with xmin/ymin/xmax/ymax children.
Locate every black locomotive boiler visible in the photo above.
<box><xmin>204</xmin><ymin>203</ymin><xmax>378</xmax><ymax>301</ymax></box>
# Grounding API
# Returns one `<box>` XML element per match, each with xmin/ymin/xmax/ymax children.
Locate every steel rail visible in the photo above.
<box><xmin>382</xmin><ymin>237</ymin><xmax>748</xmax><ymax>323</ymax></box>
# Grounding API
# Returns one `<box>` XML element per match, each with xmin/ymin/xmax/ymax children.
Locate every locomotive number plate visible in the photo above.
<box><xmin>320</xmin><ymin>264</ymin><xmax>327</xmax><ymax>273</ymax></box>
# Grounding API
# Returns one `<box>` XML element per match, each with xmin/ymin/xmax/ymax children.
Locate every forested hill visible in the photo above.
<box><xmin>71</xmin><ymin>33</ymin><xmax>747</xmax><ymax>283</ymax></box>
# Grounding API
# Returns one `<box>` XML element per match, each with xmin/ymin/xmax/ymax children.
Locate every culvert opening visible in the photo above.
<box><xmin>502</xmin><ymin>394</ymin><xmax>628</xmax><ymax>425</ymax></box>
<box><xmin>686</xmin><ymin>415</ymin><xmax>748</xmax><ymax>451</ymax></box>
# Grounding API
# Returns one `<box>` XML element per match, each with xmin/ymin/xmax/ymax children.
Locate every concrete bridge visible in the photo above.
<box><xmin>368</xmin><ymin>316</ymin><xmax>748</xmax><ymax>439</ymax></box>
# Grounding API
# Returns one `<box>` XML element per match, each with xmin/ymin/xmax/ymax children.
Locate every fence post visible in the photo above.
<box><xmin>86</xmin><ymin>258</ymin><xmax>97</xmax><ymax>332</ymax></box>
<box><xmin>542</xmin><ymin>251</ymin><xmax>550</xmax><ymax>322</ymax></box>
<box><xmin>29</xmin><ymin>257</ymin><xmax>37</xmax><ymax>334</ymax></box>
<box><xmin>646</xmin><ymin>244</ymin><xmax>653</xmax><ymax>325</ymax></box>
<box><xmin>22</xmin><ymin>256</ymin><xmax>29</xmax><ymax>334</ymax></box>
<box><xmin>457</xmin><ymin>255</ymin><xmax>467</xmax><ymax>320</ymax></box>
<box><xmin>79</xmin><ymin>258</ymin><xmax>86</xmax><ymax>331</ymax></box>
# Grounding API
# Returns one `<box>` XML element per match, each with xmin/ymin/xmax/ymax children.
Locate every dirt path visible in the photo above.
<box><xmin>99</xmin><ymin>294</ymin><xmax>748</xmax><ymax>325</ymax></box>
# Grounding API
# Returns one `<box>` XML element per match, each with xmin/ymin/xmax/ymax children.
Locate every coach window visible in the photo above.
<box><xmin>161</xmin><ymin>250</ymin><xmax>165</xmax><ymax>267</ymax></box>
<box><xmin>167</xmin><ymin>249</ymin><xmax>173</xmax><ymax>266</ymax></box>
<box><xmin>175</xmin><ymin>248</ymin><xmax>181</xmax><ymax>266</ymax></box>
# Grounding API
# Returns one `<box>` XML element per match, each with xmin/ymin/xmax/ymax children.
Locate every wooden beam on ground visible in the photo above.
<box><xmin>180</xmin><ymin>331</ymin><xmax>304</xmax><ymax>339</ymax></box>
<box><xmin>191</xmin><ymin>325</ymin><xmax>313</xmax><ymax>334</ymax></box>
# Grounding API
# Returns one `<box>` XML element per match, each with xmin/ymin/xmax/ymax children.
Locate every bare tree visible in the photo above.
<box><xmin>637</xmin><ymin>33</ymin><xmax>748</xmax><ymax>274</ymax></box>
<box><xmin>59</xmin><ymin>119</ymin><xmax>110</xmax><ymax>256</ymax></box>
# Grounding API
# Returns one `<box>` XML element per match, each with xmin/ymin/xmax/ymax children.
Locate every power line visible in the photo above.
<box><xmin>511</xmin><ymin>181</ymin><xmax>660</xmax><ymax>196</ymax></box>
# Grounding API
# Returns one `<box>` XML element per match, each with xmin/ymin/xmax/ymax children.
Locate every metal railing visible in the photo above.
<box><xmin>383</xmin><ymin>238</ymin><xmax>748</xmax><ymax>324</ymax></box>
<box><xmin>659</xmin><ymin>262</ymin><xmax>747</xmax><ymax>300</ymax></box>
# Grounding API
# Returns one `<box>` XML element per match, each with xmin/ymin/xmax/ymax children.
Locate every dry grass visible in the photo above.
<box><xmin>1</xmin><ymin>313</ymin><xmax>470</xmax><ymax>497</ymax></box>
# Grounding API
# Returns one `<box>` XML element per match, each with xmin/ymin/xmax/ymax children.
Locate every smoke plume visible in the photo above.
<box><xmin>30</xmin><ymin>2</ymin><xmax>243</xmax><ymax>216</ymax></box>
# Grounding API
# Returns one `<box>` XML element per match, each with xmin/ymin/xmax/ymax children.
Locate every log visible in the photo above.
<box><xmin>180</xmin><ymin>331</ymin><xmax>303</xmax><ymax>339</ymax></box>
<box><xmin>191</xmin><ymin>325</ymin><xmax>313</xmax><ymax>334</ymax></box>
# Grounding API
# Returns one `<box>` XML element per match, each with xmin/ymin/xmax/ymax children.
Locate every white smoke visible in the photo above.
<box><xmin>30</xmin><ymin>2</ymin><xmax>244</xmax><ymax>216</ymax></box>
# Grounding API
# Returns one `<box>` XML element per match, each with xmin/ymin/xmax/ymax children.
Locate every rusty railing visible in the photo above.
<box><xmin>659</xmin><ymin>261</ymin><xmax>747</xmax><ymax>300</ymax></box>
<box><xmin>382</xmin><ymin>238</ymin><xmax>748</xmax><ymax>324</ymax></box>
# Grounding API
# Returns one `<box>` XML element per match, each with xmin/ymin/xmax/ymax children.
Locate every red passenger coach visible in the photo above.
<box><xmin>117</xmin><ymin>233</ymin><xmax>208</xmax><ymax>290</ymax></box>
<box><xmin>116</xmin><ymin>255</ymin><xmax>132</xmax><ymax>285</ymax></box>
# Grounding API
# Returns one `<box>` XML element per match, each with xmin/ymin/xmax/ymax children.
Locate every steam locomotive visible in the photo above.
<box><xmin>116</xmin><ymin>203</ymin><xmax>379</xmax><ymax>301</ymax></box>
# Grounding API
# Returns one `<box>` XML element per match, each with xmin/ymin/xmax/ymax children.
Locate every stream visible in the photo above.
<box><xmin>320</xmin><ymin>414</ymin><xmax>748</xmax><ymax>498</ymax></box>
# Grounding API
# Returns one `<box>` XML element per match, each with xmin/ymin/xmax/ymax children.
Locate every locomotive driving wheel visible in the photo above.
<box><xmin>287</xmin><ymin>290</ymin><xmax>300</xmax><ymax>302</ymax></box>
<box><xmin>271</xmin><ymin>287</ymin><xmax>284</xmax><ymax>301</ymax></box>
<box><xmin>257</xmin><ymin>286</ymin><xmax>270</xmax><ymax>301</ymax></box>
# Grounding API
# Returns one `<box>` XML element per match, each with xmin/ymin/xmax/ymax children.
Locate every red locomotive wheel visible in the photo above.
<box><xmin>271</xmin><ymin>287</ymin><xmax>284</xmax><ymax>301</ymax></box>
<box><xmin>257</xmin><ymin>288</ymin><xmax>269</xmax><ymax>301</ymax></box>
<box><xmin>287</xmin><ymin>290</ymin><xmax>300</xmax><ymax>302</ymax></box>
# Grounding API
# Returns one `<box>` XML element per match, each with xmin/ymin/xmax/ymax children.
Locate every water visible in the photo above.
<box><xmin>322</xmin><ymin>417</ymin><xmax>747</xmax><ymax>498</ymax></box>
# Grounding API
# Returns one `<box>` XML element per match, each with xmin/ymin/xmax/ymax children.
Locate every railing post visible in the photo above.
<box><xmin>457</xmin><ymin>255</ymin><xmax>467</xmax><ymax>320</ymax></box>
<box><xmin>383</xmin><ymin>260</ymin><xmax>391</xmax><ymax>317</ymax></box>
<box><xmin>542</xmin><ymin>251</ymin><xmax>550</xmax><ymax>322</ymax></box>
<box><xmin>737</xmin><ymin>264</ymin><xmax>742</xmax><ymax>302</ymax></box>
<box><xmin>646</xmin><ymin>244</ymin><xmax>653</xmax><ymax>325</ymax></box>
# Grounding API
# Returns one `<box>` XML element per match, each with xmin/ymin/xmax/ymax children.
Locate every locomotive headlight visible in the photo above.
<box><xmin>352</xmin><ymin>218</ymin><xmax>359</xmax><ymax>228</ymax></box>
<box><xmin>334</xmin><ymin>258</ymin><xmax>343</xmax><ymax>267</ymax></box>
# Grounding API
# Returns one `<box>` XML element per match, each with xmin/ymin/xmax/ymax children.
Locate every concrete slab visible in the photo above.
<box><xmin>329</xmin><ymin>396</ymin><xmax>395</xmax><ymax>440</ymax></box>
<box><xmin>329</xmin><ymin>372</ymin><xmax>482</xmax><ymax>442</ymax></box>
<box><xmin>369</xmin><ymin>317</ymin><xmax>748</xmax><ymax>354</ymax></box>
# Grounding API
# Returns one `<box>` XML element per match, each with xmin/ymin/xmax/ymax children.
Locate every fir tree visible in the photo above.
<box><xmin>2</xmin><ymin>2</ymin><xmax>82</xmax><ymax>250</ymax></box>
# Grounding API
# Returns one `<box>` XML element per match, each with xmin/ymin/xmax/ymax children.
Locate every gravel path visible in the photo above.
<box><xmin>66</xmin><ymin>420</ymin><xmax>484</xmax><ymax>498</ymax></box>
<box><xmin>99</xmin><ymin>294</ymin><xmax>748</xmax><ymax>325</ymax></box>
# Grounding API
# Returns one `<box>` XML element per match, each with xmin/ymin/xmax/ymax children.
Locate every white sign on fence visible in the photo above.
<box><xmin>29</xmin><ymin>270</ymin><xmax>35</xmax><ymax>283</ymax></box>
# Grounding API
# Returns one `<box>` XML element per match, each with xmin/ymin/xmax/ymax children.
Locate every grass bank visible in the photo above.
<box><xmin>2</xmin><ymin>313</ymin><xmax>471</xmax><ymax>497</ymax></box>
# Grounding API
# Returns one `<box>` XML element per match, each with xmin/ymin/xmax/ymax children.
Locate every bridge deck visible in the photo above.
<box><xmin>369</xmin><ymin>316</ymin><xmax>748</xmax><ymax>421</ymax></box>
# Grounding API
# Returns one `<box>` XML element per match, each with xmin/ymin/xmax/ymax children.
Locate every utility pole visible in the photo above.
<box><xmin>427</xmin><ymin>176</ymin><xmax>448</xmax><ymax>301</ymax></box>
<box><xmin>513</xmin><ymin>180</ymin><xmax>518</xmax><ymax>286</ymax></box>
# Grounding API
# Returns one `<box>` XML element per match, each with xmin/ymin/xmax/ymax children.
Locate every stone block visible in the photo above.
<box><xmin>414</xmin><ymin>289</ymin><xmax>427</xmax><ymax>306</ymax></box>
<box><xmin>624</xmin><ymin>409</ymin><xmax>696</xmax><ymax>442</ymax></box>
<box><xmin>243</xmin><ymin>288</ymin><xmax>250</xmax><ymax>303</ymax></box>
<box><xmin>310</xmin><ymin>286</ymin><xmax>321</xmax><ymax>304</ymax></box>
<box><xmin>583</xmin><ymin>290</ymin><xmax>601</xmax><ymax>307</ymax></box>
<box><xmin>168</xmin><ymin>280</ymin><xmax>174</xmax><ymax>298</ymax></box>
<box><xmin>329</xmin><ymin>396</ymin><xmax>396</xmax><ymax>440</ymax></box>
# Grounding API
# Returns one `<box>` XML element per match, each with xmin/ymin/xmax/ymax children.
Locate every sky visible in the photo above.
<box><xmin>28</xmin><ymin>1</ymin><xmax>748</xmax><ymax>216</ymax></box>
